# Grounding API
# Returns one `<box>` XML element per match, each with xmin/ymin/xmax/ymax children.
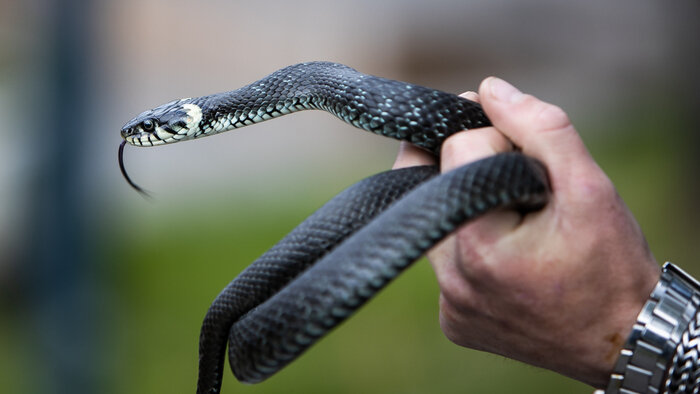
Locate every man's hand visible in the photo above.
<box><xmin>393</xmin><ymin>77</ymin><xmax>660</xmax><ymax>388</ymax></box>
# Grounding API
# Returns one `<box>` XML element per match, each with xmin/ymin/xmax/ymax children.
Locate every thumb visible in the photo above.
<box><xmin>478</xmin><ymin>77</ymin><xmax>604</xmax><ymax>204</ymax></box>
<box><xmin>478</xmin><ymin>77</ymin><xmax>593</xmax><ymax>172</ymax></box>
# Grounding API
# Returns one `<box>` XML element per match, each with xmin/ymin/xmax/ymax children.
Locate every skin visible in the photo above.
<box><xmin>392</xmin><ymin>77</ymin><xmax>661</xmax><ymax>389</ymax></box>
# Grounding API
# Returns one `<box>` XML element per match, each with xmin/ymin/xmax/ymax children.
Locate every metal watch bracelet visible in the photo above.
<box><xmin>605</xmin><ymin>262</ymin><xmax>700</xmax><ymax>393</ymax></box>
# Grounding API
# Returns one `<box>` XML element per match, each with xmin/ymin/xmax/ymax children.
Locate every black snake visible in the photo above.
<box><xmin>119</xmin><ymin>61</ymin><xmax>550</xmax><ymax>393</ymax></box>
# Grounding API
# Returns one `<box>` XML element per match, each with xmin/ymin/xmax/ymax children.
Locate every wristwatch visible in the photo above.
<box><xmin>605</xmin><ymin>262</ymin><xmax>700</xmax><ymax>393</ymax></box>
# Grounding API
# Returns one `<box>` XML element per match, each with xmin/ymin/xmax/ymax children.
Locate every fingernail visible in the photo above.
<box><xmin>488</xmin><ymin>77</ymin><xmax>523</xmax><ymax>103</ymax></box>
<box><xmin>459</xmin><ymin>91</ymin><xmax>479</xmax><ymax>102</ymax></box>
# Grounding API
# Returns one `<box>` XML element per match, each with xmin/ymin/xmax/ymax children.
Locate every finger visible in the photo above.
<box><xmin>478</xmin><ymin>77</ymin><xmax>609</xmax><ymax>205</ymax></box>
<box><xmin>440</xmin><ymin>127</ymin><xmax>513</xmax><ymax>172</ymax></box>
<box><xmin>392</xmin><ymin>141</ymin><xmax>436</xmax><ymax>169</ymax></box>
<box><xmin>478</xmin><ymin>77</ymin><xmax>592</xmax><ymax>170</ymax></box>
<box><xmin>459</xmin><ymin>91</ymin><xmax>480</xmax><ymax>103</ymax></box>
<box><xmin>433</xmin><ymin>126</ymin><xmax>520</xmax><ymax>275</ymax></box>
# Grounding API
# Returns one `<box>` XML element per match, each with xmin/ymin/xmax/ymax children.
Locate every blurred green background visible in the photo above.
<box><xmin>1</xmin><ymin>1</ymin><xmax>699</xmax><ymax>393</ymax></box>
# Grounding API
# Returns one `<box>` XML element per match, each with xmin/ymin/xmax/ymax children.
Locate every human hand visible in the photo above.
<box><xmin>393</xmin><ymin>77</ymin><xmax>661</xmax><ymax>388</ymax></box>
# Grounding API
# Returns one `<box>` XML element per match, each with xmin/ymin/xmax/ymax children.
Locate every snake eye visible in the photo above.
<box><xmin>142</xmin><ymin>119</ymin><xmax>156</xmax><ymax>132</ymax></box>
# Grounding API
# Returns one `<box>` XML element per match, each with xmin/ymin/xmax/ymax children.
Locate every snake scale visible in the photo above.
<box><xmin>119</xmin><ymin>61</ymin><xmax>550</xmax><ymax>393</ymax></box>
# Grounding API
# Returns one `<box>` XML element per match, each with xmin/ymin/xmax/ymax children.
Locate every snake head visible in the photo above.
<box><xmin>120</xmin><ymin>98</ymin><xmax>203</xmax><ymax>146</ymax></box>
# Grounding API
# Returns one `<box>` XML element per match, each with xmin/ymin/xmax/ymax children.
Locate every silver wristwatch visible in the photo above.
<box><xmin>605</xmin><ymin>262</ymin><xmax>700</xmax><ymax>393</ymax></box>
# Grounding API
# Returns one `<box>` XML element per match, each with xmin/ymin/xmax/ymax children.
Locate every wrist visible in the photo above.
<box><xmin>604</xmin><ymin>262</ymin><xmax>700</xmax><ymax>393</ymax></box>
<box><xmin>572</xmin><ymin>260</ymin><xmax>660</xmax><ymax>388</ymax></box>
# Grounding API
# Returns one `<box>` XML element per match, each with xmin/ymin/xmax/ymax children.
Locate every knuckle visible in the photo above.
<box><xmin>438</xmin><ymin>297</ymin><xmax>464</xmax><ymax>343</ymax></box>
<box><xmin>536</xmin><ymin>103</ymin><xmax>572</xmax><ymax>132</ymax></box>
<box><xmin>441</xmin><ymin>128</ymin><xmax>509</xmax><ymax>169</ymax></box>
<box><xmin>574</xmin><ymin>171</ymin><xmax>617</xmax><ymax>203</ymax></box>
<box><xmin>517</xmin><ymin>94</ymin><xmax>573</xmax><ymax>133</ymax></box>
<box><xmin>435</xmin><ymin>264</ymin><xmax>473</xmax><ymax>307</ymax></box>
<box><xmin>438</xmin><ymin>294</ymin><xmax>479</xmax><ymax>347</ymax></box>
<box><xmin>439</xmin><ymin>133</ymin><xmax>463</xmax><ymax>160</ymax></box>
<box><xmin>479</xmin><ymin>128</ymin><xmax>512</xmax><ymax>153</ymax></box>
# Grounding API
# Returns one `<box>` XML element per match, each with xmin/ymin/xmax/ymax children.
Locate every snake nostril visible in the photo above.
<box><xmin>121</xmin><ymin>128</ymin><xmax>134</xmax><ymax>138</ymax></box>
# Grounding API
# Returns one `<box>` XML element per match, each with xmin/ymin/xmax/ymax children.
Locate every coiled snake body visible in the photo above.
<box><xmin>119</xmin><ymin>62</ymin><xmax>550</xmax><ymax>393</ymax></box>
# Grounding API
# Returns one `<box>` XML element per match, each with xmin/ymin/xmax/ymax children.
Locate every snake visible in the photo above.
<box><xmin>119</xmin><ymin>61</ymin><xmax>550</xmax><ymax>393</ymax></box>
